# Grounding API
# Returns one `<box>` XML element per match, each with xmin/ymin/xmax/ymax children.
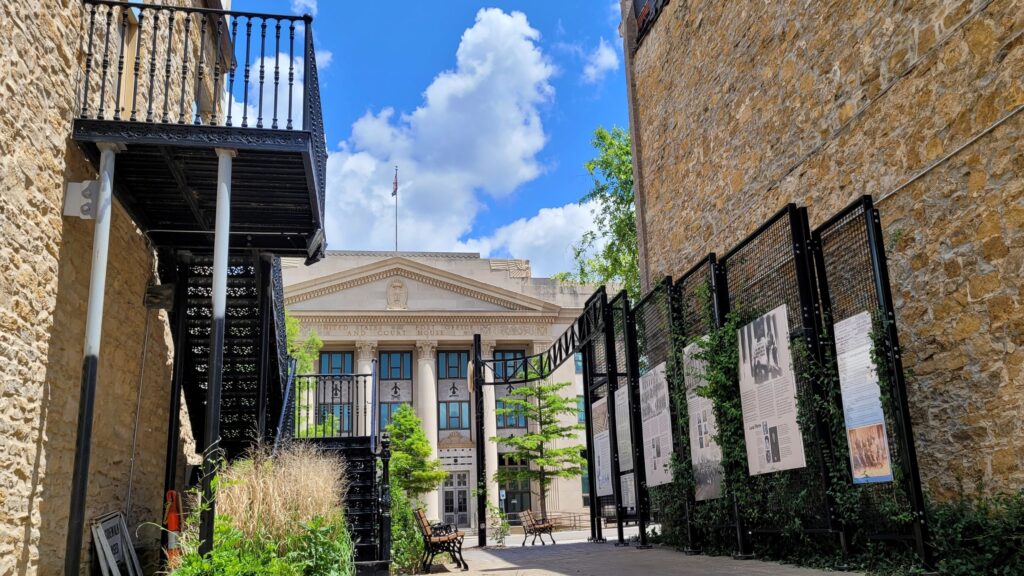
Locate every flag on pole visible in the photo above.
<box><xmin>392</xmin><ymin>166</ymin><xmax>398</xmax><ymax>197</ymax></box>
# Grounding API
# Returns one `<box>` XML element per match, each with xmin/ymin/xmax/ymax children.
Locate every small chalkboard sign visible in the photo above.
<box><xmin>91</xmin><ymin>512</ymin><xmax>141</xmax><ymax>576</ymax></box>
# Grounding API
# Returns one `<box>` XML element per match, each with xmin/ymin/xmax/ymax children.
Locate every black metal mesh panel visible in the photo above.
<box><xmin>720</xmin><ymin>207</ymin><xmax>831</xmax><ymax>531</ymax></box>
<box><xmin>816</xmin><ymin>201</ymin><xmax>913</xmax><ymax>537</ymax></box>
<box><xmin>610</xmin><ymin>294</ymin><xmax>630</xmax><ymax>378</ymax></box>
<box><xmin>675</xmin><ymin>258</ymin><xmax>716</xmax><ymax>340</ymax></box>
<box><xmin>633</xmin><ymin>282</ymin><xmax>672</xmax><ymax>375</ymax></box>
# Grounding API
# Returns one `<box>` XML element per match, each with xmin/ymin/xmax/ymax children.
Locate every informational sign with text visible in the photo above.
<box><xmin>835</xmin><ymin>311</ymin><xmax>893</xmax><ymax>484</ymax></box>
<box><xmin>684</xmin><ymin>341</ymin><xmax>724</xmax><ymax>500</ymax></box>
<box><xmin>639</xmin><ymin>362</ymin><xmax>674</xmax><ymax>487</ymax></box>
<box><xmin>737</xmin><ymin>304</ymin><xmax>807</xmax><ymax>475</ymax></box>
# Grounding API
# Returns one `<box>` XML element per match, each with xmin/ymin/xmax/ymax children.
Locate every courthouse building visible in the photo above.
<box><xmin>283</xmin><ymin>251</ymin><xmax>593</xmax><ymax>527</ymax></box>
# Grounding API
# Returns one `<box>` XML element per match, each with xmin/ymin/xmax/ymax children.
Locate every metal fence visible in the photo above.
<box><xmin>471</xmin><ymin>196</ymin><xmax>928</xmax><ymax>566</ymax></box>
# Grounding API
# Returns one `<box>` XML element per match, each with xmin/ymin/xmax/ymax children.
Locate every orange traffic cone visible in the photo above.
<box><xmin>164</xmin><ymin>490</ymin><xmax>182</xmax><ymax>563</ymax></box>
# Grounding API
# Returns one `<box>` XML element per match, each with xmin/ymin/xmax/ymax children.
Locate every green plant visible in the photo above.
<box><xmin>285</xmin><ymin>310</ymin><xmax>323</xmax><ymax>375</ymax></box>
<box><xmin>486</xmin><ymin>498</ymin><xmax>511</xmax><ymax>547</ymax></box>
<box><xmin>555</xmin><ymin>126</ymin><xmax>639</xmax><ymax>297</ymax></box>
<box><xmin>286</xmin><ymin>515</ymin><xmax>355</xmax><ymax>576</ymax></box>
<box><xmin>389</xmin><ymin>475</ymin><xmax>425</xmax><ymax>575</ymax></box>
<box><xmin>386</xmin><ymin>405</ymin><xmax>447</xmax><ymax>501</ymax></box>
<box><xmin>490</xmin><ymin>380</ymin><xmax>586</xmax><ymax>517</ymax></box>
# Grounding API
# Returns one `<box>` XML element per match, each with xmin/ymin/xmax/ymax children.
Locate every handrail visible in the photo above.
<box><xmin>273</xmin><ymin>356</ymin><xmax>297</xmax><ymax>454</ymax></box>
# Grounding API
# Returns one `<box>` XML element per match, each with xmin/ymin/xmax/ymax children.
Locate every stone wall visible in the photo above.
<box><xmin>623</xmin><ymin>0</ymin><xmax>1023</xmax><ymax>498</ymax></box>
<box><xmin>0</xmin><ymin>1</ymin><xmax>198</xmax><ymax>574</ymax></box>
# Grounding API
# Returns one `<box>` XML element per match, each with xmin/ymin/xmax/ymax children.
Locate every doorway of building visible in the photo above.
<box><xmin>443</xmin><ymin>471</ymin><xmax>471</xmax><ymax>528</ymax></box>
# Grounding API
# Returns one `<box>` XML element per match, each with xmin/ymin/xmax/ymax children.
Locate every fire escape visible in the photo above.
<box><xmin>65</xmin><ymin>2</ymin><xmax>388</xmax><ymax>574</ymax></box>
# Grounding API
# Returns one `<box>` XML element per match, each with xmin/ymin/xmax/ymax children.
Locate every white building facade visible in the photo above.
<box><xmin>283</xmin><ymin>251</ymin><xmax>594</xmax><ymax>529</ymax></box>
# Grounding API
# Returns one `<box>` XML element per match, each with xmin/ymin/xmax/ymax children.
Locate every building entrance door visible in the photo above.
<box><xmin>442</xmin><ymin>471</ymin><xmax>470</xmax><ymax>528</ymax></box>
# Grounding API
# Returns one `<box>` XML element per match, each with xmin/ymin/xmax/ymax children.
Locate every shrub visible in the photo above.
<box><xmin>389</xmin><ymin>474</ymin><xmax>424</xmax><ymax>575</ymax></box>
<box><xmin>171</xmin><ymin>444</ymin><xmax>354</xmax><ymax>576</ymax></box>
<box><xmin>216</xmin><ymin>443</ymin><xmax>347</xmax><ymax>544</ymax></box>
<box><xmin>387</xmin><ymin>405</ymin><xmax>447</xmax><ymax>501</ymax></box>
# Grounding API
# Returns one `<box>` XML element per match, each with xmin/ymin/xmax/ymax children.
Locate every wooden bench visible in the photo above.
<box><xmin>414</xmin><ymin>509</ymin><xmax>468</xmax><ymax>571</ymax></box>
<box><xmin>520</xmin><ymin>509</ymin><xmax>555</xmax><ymax>546</ymax></box>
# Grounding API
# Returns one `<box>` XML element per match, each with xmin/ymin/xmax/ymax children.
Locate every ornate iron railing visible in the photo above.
<box><xmin>75</xmin><ymin>0</ymin><xmax>327</xmax><ymax>212</ymax></box>
<box><xmin>284</xmin><ymin>374</ymin><xmax>372</xmax><ymax>439</ymax></box>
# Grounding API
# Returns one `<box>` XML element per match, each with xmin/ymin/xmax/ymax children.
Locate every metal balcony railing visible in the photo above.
<box><xmin>76</xmin><ymin>0</ymin><xmax>327</xmax><ymax>213</ymax></box>
<box><xmin>286</xmin><ymin>374</ymin><xmax>373</xmax><ymax>439</ymax></box>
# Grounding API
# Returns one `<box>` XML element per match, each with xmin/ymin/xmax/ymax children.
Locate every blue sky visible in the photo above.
<box><xmin>240</xmin><ymin>0</ymin><xmax>628</xmax><ymax>275</ymax></box>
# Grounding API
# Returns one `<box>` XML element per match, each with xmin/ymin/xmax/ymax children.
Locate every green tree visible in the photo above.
<box><xmin>556</xmin><ymin>126</ymin><xmax>640</xmax><ymax>297</ymax></box>
<box><xmin>491</xmin><ymin>381</ymin><xmax>585</xmax><ymax>517</ymax></box>
<box><xmin>386</xmin><ymin>405</ymin><xmax>447</xmax><ymax>502</ymax></box>
<box><xmin>285</xmin><ymin>309</ymin><xmax>322</xmax><ymax>374</ymax></box>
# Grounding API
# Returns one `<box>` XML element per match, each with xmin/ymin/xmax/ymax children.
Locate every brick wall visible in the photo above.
<box><xmin>0</xmin><ymin>1</ymin><xmax>198</xmax><ymax>573</ymax></box>
<box><xmin>623</xmin><ymin>0</ymin><xmax>1023</xmax><ymax>498</ymax></box>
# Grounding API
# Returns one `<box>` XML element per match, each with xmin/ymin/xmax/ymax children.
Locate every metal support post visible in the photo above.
<box><xmin>65</xmin><ymin>141</ymin><xmax>123</xmax><ymax>576</ymax></box>
<box><xmin>199</xmin><ymin>147</ymin><xmax>236</xmax><ymax>555</ymax></box>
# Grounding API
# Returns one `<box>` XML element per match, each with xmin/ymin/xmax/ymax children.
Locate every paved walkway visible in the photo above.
<box><xmin>429</xmin><ymin>541</ymin><xmax>859</xmax><ymax>575</ymax></box>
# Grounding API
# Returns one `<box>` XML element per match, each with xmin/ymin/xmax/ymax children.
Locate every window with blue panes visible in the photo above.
<box><xmin>437</xmin><ymin>351</ymin><xmax>468</xmax><ymax>379</ymax></box>
<box><xmin>379</xmin><ymin>351</ymin><xmax>412</xmax><ymax>380</ymax></box>
<box><xmin>319</xmin><ymin>351</ymin><xmax>354</xmax><ymax>375</ymax></box>
<box><xmin>574</xmin><ymin>352</ymin><xmax>583</xmax><ymax>374</ymax></box>
<box><xmin>495</xmin><ymin>398</ymin><xmax>527</xmax><ymax>429</ymax></box>
<box><xmin>438</xmin><ymin>401</ymin><xmax>470</xmax><ymax>430</ymax></box>
<box><xmin>379</xmin><ymin>402</ymin><xmax>406</xmax><ymax>429</ymax></box>
<box><xmin>494</xmin><ymin>350</ymin><xmax>525</xmax><ymax>380</ymax></box>
<box><xmin>577</xmin><ymin>396</ymin><xmax>585</xmax><ymax>424</ymax></box>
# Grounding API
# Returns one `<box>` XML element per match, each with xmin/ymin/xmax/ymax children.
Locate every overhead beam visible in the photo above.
<box><xmin>159</xmin><ymin>146</ymin><xmax>211</xmax><ymax>231</ymax></box>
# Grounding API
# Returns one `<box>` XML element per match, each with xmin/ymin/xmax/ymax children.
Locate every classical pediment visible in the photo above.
<box><xmin>284</xmin><ymin>257</ymin><xmax>561</xmax><ymax>314</ymax></box>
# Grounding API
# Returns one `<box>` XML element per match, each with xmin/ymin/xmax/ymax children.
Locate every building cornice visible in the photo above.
<box><xmin>284</xmin><ymin>257</ymin><xmax>561</xmax><ymax>313</ymax></box>
<box><xmin>289</xmin><ymin>312</ymin><xmax>559</xmax><ymax>325</ymax></box>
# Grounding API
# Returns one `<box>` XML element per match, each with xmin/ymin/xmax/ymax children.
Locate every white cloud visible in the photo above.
<box><xmin>582</xmin><ymin>37</ymin><xmax>619</xmax><ymax>84</ymax></box>
<box><xmin>223</xmin><ymin>53</ymin><xmax>306</xmax><ymax>129</ymax></box>
<box><xmin>315</xmin><ymin>49</ymin><xmax>333</xmax><ymax>69</ymax></box>
<box><xmin>464</xmin><ymin>202</ymin><xmax>600</xmax><ymax>277</ymax></box>
<box><xmin>290</xmin><ymin>0</ymin><xmax>317</xmax><ymax>17</ymax></box>
<box><xmin>323</xmin><ymin>9</ymin><xmax>589</xmax><ymax>276</ymax></box>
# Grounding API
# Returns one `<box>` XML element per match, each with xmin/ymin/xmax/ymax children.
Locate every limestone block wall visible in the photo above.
<box><xmin>0</xmin><ymin>1</ymin><xmax>199</xmax><ymax>574</ymax></box>
<box><xmin>623</xmin><ymin>0</ymin><xmax>1023</xmax><ymax>498</ymax></box>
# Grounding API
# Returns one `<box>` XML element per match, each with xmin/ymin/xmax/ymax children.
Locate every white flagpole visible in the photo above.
<box><xmin>393</xmin><ymin>165</ymin><xmax>398</xmax><ymax>252</ymax></box>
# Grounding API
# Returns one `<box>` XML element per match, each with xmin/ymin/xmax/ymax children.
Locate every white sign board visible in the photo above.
<box><xmin>684</xmin><ymin>342</ymin><xmax>724</xmax><ymax>500</ymax></box>
<box><xmin>92</xmin><ymin>512</ymin><xmax>142</xmax><ymax>576</ymax></box>
<box><xmin>592</xmin><ymin>397</ymin><xmax>614</xmax><ymax>497</ymax></box>
<box><xmin>835</xmin><ymin>311</ymin><xmax>894</xmax><ymax>484</ymax></box>
<box><xmin>639</xmin><ymin>362</ymin><xmax>674</xmax><ymax>487</ymax></box>
<box><xmin>737</xmin><ymin>304</ymin><xmax>807</xmax><ymax>475</ymax></box>
<box><xmin>614</xmin><ymin>386</ymin><xmax>633</xmax><ymax>473</ymax></box>
<box><xmin>620</xmin><ymin>472</ymin><xmax>637</xmax><ymax>510</ymax></box>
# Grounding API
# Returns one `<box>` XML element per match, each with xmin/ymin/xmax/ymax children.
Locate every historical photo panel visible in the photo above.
<box><xmin>737</xmin><ymin>304</ymin><xmax>807</xmax><ymax>475</ymax></box>
<box><xmin>683</xmin><ymin>342</ymin><xmax>723</xmax><ymax>500</ymax></box>
<box><xmin>835</xmin><ymin>311</ymin><xmax>894</xmax><ymax>484</ymax></box>
<box><xmin>639</xmin><ymin>362</ymin><xmax>674</xmax><ymax>487</ymax></box>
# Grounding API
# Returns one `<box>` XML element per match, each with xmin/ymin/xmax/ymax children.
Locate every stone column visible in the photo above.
<box><xmin>355</xmin><ymin>341</ymin><xmax>377</xmax><ymax>435</ymax></box>
<box><xmin>482</xmin><ymin>340</ymin><xmax>500</xmax><ymax>513</ymax></box>
<box><xmin>415</xmin><ymin>340</ymin><xmax>440</xmax><ymax>521</ymax></box>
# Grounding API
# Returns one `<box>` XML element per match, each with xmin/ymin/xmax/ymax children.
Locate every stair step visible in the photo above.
<box><xmin>354</xmin><ymin>560</ymin><xmax>390</xmax><ymax>576</ymax></box>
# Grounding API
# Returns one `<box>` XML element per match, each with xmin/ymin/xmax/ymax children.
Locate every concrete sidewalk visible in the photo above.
<box><xmin>429</xmin><ymin>541</ymin><xmax>860</xmax><ymax>575</ymax></box>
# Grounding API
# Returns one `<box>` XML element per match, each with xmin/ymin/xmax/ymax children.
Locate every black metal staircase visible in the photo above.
<box><xmin>179</xmin><ymin>252</ymin><xmax>286</xmax><ymax>458</ymax></box>
<box><xmin>277</xmin><ymin>374</ymin><xmax>392</xmax><ymax>575</ymax></box>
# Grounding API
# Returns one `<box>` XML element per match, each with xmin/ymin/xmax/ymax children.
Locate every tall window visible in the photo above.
<box><xmin>319</xmin><ymin>351</ymin><xmax>354</xmax><ymax>375</ymax></box>
<box><xmin>437</xmin><ymin>351</ymin><xmax>468</xmax><ymax>379</ymax></box>
<box><xmin>496</xmin><ymin>399</ymin><xmax>527</xmax><ymax>429</ymax></box>
<box><xmin>439</xmin><ymin>401</ymin><xmax>470</xmax><ymax>430</ymax></box>
<box><xmin>499</xmin><ymin>456</ymin><xmax>532</xmax><ymax>515</ymax></box>
<box><xmin>493</xmin><ymin>349</ymin><xmax>525</xmax><ymax>380</ymax></box>
<box><xmin>380</xmin><ymin>351</ymin><xmax>412</xmax><ymax>380</ymax></box>
<box><xmin>379</xmin><ymin>402</ymin><xmax>405</xmax><ymax>429</ymax></box>
<box><xmin>577</xmin><ymin>395</ymin><xmax>586</xmax><ymax>424</ymax></box>
<box><xmin>574</xmin><ymin>352</ymin><xmax>583</xmax><ymax>374</ymax></box>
